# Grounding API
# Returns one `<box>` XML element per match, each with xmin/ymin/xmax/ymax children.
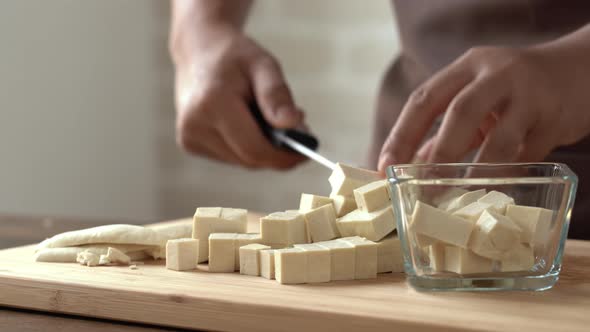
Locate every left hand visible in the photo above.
<box><xmin>378</xmin><ymin>45</ymin><xmax>590</xmax><ymax>171</ymax></box>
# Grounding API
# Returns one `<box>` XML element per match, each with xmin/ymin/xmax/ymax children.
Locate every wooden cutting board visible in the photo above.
<box><xmin>1</xmin><ymin>214</ymin><xmax>590</xmax><ymax>332</ymax></box>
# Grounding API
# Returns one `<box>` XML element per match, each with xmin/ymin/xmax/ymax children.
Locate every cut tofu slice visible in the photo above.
<box><xmin>208</xmin><ymin>233</ymin><xmax>237</xmax><ymax>273</ymax></box>
<box><xmin>329</xmin><ymin>163</ymin><xmax>381</xmax><ymax>196</ymax></box>
<box><xmin>443</xmin><ymin>189</ymin><xmax>487</xmax><ymax>213</ymax></box>
<box><xmin>275</xmin><ymin>248</ymin><xmax>307</xmax><ymax>284</ymax></box>
<box><xmin>339</xmin><ymin>237</ymin><xmax>378</xmax><ymax>279</ymax></box>
<box><xmin>293</xmin><ymin>243</ymin><xmax>331</xmax><ymax>283</ymax></box>
<box><xmin>239</xmin><ymin>243</ymin><xmax>270</xmax><ymax>276</ymax></box>
<box><xmin>452</xmin><ymin>202</ymin><xmax>491</xmax><ymax>222</ymax></box>
<box><xmin>501</xmin><ymin>243</ymin><xmax>535</xmax><ymax>272</ymax></box>
<box><xmin>411</xmin><ymin>201</ymin><xmax>474</xmax><ymax>248</ymax></box>
<box><xmin>301</xmin><ymin>204</ymin><xmax>339</xmax><ymax>242</ymax></box>
<box><xmin>260</xmin><ymin>249</ymin><xmax>276</xmax><ymax>280</ymax></box>
<box><xmin>234</xmin><ymin>233</ymin><xmax>263</xmax><ymax>270</ymax></box>
<box><xmin>100</xmin><ymin>247</ymin><xmax>132</xmax><ymax>266</ymax></box>
<box><xmin>353</xmin><ymin>180</ymin><xmax>390</xmax><ymax>213</ymax></box>
<box><xmin>299</xmin><ymin>194</ymin><xmax>333</xmax><ymax>213</ymax></box>
<box><xmin>434</xmin><ymin>188</ymin><xmax>469</xmax><ymax>209</ymax></box>
<box><xmin>330</xmin><ymin>194</ymin><xmax>357</xmax><ymax>217</ymax></box>
<box><xmin>193</xmin><ymin>207</ymin><xmax>247</xmax><ymax>263</ymax></box>
<box><xmin>337</xmin><ymin>206</ymin><xmax>396</xmax><ymax>242</ymax></box>
<box><xmin>166</xmin><ymin>238</ymin><xmax>199</xmax><ymax>271</ymax></box>
<box><xmin>76</xmin><ymin>250</ymin><xmax>100</xmax><ymax>267</ymax></box>
<box><xmin>260</xmin><ymin>211</ymin><xmax>308</xmax><ymax>248</ymax></box>
<box><xmin>477</xmin><ymin>190</ymin><xmax>515</xmax><ymax>214</ymax></box>
<box><xmin>316</xmin><ymin>240</ymin><xmax>355</xmax><ymax>281</ymax></box>
<box><xmin>376</xmin><ymin>233</ymin><xmax>404</xmax><ymax>273</ymax></box>
<box><xmin>470</xmin><ymin>209</ymin><xmax>522</xmax><ymax>260</ymax></box>
<box><xmin>505</xmin><ymin>205</ymin><xmax>553</xmax><ymax>245</ymax></box>
<box><xmin>427</xmin><ymin>243</ymin><xmax>446</xmax><ymax>272</ymax></box>
<box><xmin>444</xmin><ymin>246</ymin><xmax>494</xmax><ymax>274</ymax></box>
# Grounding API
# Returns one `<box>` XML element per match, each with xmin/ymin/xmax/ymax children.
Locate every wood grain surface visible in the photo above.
<box><xmin>1</xmin><ymin>214</ymin><xmax>589</xmax><ymax>332</ymax></box>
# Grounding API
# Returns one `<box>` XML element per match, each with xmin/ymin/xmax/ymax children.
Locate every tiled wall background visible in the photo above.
<box><xmin>0</xmin><ymin>1</ymin><xmax>399</xmax><ymax>222</ymax></box>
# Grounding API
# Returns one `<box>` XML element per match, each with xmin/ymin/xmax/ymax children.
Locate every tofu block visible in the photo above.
<box><xmin>239</xmin><ymin>243</ymin><xmax>270</xmax><ymax>276</ymax></box>
<box><xmin>260</xmin><ymin>211</ymin><xmax>308</xmax><ymax>248</ymax></box>
<box><xmin>329</xmin><ymin>163</ymin><xmax>381</xmax><ymax>196</ymax></box>
<box><xmin>434</xmin><ymin>188</ymin><xmax>469</xmax><ymax>209</ymax></box>
<box><xmin>275</xmin><ymin>248</ymin><xmax>307</xmax><ymax>284</ymax></box>
<box><xmin>470</xmin><ymin>209</ymin><xmax>522</xmax><ymax>260</ymax></box>
<box><xmin>353</xmin><ymin>180</ymin><xmax>390</xmax><ymax>212</ymax></box>
<box><xmin>208</xmin><ymin>233</ymin><xmax>237</xmax><ymax>273</ymax></box>
<box><xmin>166</xmin><ymin>238</ymin><xmax>199</xmax><ymax>271</ymax></box>
<box><xmin>234</xmin><ymin>233</ymin><xmax>262</xmax><ymax>270</ymax></box>
<box><xmin>444</xmin><ymin>246</ymin><xmax>494</xmax><ymax>274</ymax></box>
<box><xmin>330</xmin><ymin>194</ymin><xmax>357</xmax><ymax>217</ymax></box>
<box><xmin>505</xmin><ymin>205</ymin><xmax>553</xmax><ymax>245</ymax></box>
<box><xmin>427</xmin><ymin>243</ymin><xmax>446</xmax><ymax>272</ymax></box>
<box><xmin>443</xmin><ymin>189</ymin><xmax>487</xmax><ymax>213</ymax></box>
<box><xmin>477</xmin><ymin>190</ymin><xmax>515</xmax><ymax>214</ymax></box>
<box><xmin>301</xmin><ymin>204</ymin><xmax>339</xmax><ymax>242</ymax></box>
<box><xmin>317</xmin><ymin>240</ymin><xmax>355</xmax><ymax>281</ymax></box>
<box><xmin>293</xmin><ymin>243</ymin><xmax>331</xmax><ymax>283</ymax></box>
<box><xmin>299</xmin><ymin>193</ymin><xmax>333</xmax><ymax>213</ymax></box>
<box><xmin>376</xmin><ymin>233</ymin><xmax>404</xmax><ymax>273</ymax></box>
<box><xmin>411</xmin><ymin>201</ymin><xmax>474</xmax><ymax>248</ymax></box>
<box><xmin>260</xmin><ymin>249</ymin><xmax>276</xmax><ymax>280</ymax></box>
<box><xmin>339</xmin><ymin>237</ymin><xmax>378</xmax><ymax>279</ymax></box>
<box><xmin>452</xmin><ymin>202</ymin><xmax>491</xmax><ymax>222</ymax></box>
<box><xmin>337</xmin><ymin>206</ymin><xmax>396</xmax><ymax>242</ymax></box>
<box><xmin>501</xmin><ymin>243</ymin><xmax>535</xmax><ymax>272</ymax></box>
<box><xmin>193</xmin><ymin>207</ymin><xmax>248</xmax><ymax>263</ymax></box>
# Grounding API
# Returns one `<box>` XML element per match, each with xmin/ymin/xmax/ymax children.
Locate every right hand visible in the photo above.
<box><xmin>171</xmin><ymin>25</ymin><xmax>308</xmax><ymax>169</ymax></box>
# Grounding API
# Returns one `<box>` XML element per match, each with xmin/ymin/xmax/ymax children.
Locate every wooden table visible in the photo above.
<box><xmin>1</xmin><ymin>214</ymin><xmax>590</xmax><ymax>332</ymax></box>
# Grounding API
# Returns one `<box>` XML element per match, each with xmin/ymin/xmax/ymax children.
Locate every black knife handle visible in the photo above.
<box><xmin>248</xmin><ymin>101</ymin><xmax>319</xmax><ymax>152</ymax></box>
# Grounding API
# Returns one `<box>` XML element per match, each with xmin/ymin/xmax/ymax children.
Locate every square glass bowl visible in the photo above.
<box><xmin>386</xmin><ymin>163</ymin><xmax>578</xmax><ymax>291</ymax></box>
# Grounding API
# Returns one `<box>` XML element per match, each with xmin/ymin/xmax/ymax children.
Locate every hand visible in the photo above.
<box><xmin>172</xmin><ymin>26</ymin><xmax>307</xmax><ymax>169</ymax></box>
<box><xmin>378</xmin><ymin>45</ymin><xmax>590</xmax><ymax>171</ymax></box>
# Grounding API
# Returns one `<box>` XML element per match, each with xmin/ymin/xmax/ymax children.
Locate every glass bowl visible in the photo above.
<box><xmin>386</xmin><ymin>163</ymin><xmax>578</xmax><ymax>291</ymax></box>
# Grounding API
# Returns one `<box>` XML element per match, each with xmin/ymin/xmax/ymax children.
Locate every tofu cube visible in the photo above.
<box><xmin>444</xmin><ymin>246</ymin><xmax>494</xmax><ymax>274</ymax></box>
<box><xmin>301</xmin><ymin>204</ymin><xmax>339</xmax><ymax>242</ymax></box>
<box><xmin>336</xmin><ymin>206</ymin><xmax>396</xmax><ymax>242</ymax></box>
<box><xmin>501</xmin><ymin>243</ymin><xmax>535</xmax><ymax>272</ymax></box>
<box><xmin>103</xmin><ymin>247</ymin><xmax>131</xmax><ymax>265</ymax></box>
<box><xmin>477</xmin><ymin>190</ymin><xmax>515</xmax><ymax>214</ymax></box>
<box><xmin>260</xmin><ymin>249</ymin><xmax>276</xmax><ymax>280</ymax></box>
<box><xmin>293</xmin><ymin>243</ymin><xmax>331</xmax><ymax>283</ymax></box>
<box><xmin>470</xmin><ymin>209</ymin><xmax>522</xmax><ymax>260</ymax></box>
<box><xmin>234</xmin><ymin>233</ymin><xmax>263</xmax><ymax>270</ymax></box>
<box><xmin>329</xmin><ymin>163</ymin><xmax>381</xmax><ymax>196</ymax></box>
<box><xmin>353</xmin><ymin>180</ymin><xmax>390</xmax><ymax>212</ymax></box>
<box><xmin>427</xmin><ymin>243</ymin><xmax>446</xmax><ymax>272</ymax></box>
<box><xmin>330</xmin><ymin>194</ymin><xmax>357</xmax><ymax>217</ymax></box>
<box><xmin>411</xmin><ymin>201</ymin><xmax>474</xmax><ymax>248</ymax></box>
<box><xmin>339</xmin><ymin>237</ymin><xmax>378</xmax><ymax>279</ymax></box>
<box><xmin>452</xmin><ymin>202</ymin><xmax>491</xmax><ymax>222</ymax></box>
<box><xmin>317</xmin><ymin>240</ymin><xmax>355</xmax><ymax>281</ymax></box>
<box><xmin>166</xmin><ymin>238</ymin><xmax>199</xmax><ymax>271</ymax></box>
<box><xmin>505</xmin><ymin>205</ymin><xmax>553</xmax><ymax>245</ymax></box>
<box><xmin>275</xmin><ymin>248</ymin><xmax>307</xmax><ymax>284</ymax></box>
<box><xmin>260</xmin><ymin>211</ymin><xmax>308</xmax><ymax>248</ymax></box>
<box><xmin>443</xmin><ymin>189</ymin><xmax>487</xmax><ymax>213</ymax></box>
<box><xmin>376</xmin><ymin>233</ymin><xmax>404</xmax><ymax>273</ymax></box>
<box><xmin>433</xmin><ymin>188</ymin><xmax>469</xmax><ymax>209</ymax></box>
<box><xmin>299</xmin><ymin>193</ymin><xmax>333</xmax><ymax>213</ymax></box>
<box><xmin>193</xmin><ymin>207</ymin><xmax>248</xmax><ymax>263</ymax></box>
<box><xmin>239</xmin><ymin>243</ymin><xmax>270</xmax><ymax>276</ymax></box>
<box><xmin>208</xmin><ymin>233</ymin><xmax>237</xmax><ymax>273</ymax></box>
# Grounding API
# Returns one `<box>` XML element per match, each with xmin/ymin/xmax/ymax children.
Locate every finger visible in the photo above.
<box><xmin>414</xmin><ymin>136</ymin><xmax>435</xmax><ymax>163</ymax></box>
<box><xmin>217</xmin><ymin>101</ymin><xmax>306</xmax><ymax>169</ymax></box>
<box><xmin>178</xmin><ymin>127</ymin><xmax>243</xmax><ymax>165</ymax></box>
<box><xmin>517</xmin><ymin>124</ymin><xmax>556</xmax><ymax>162</ymax></box>
<box><xmin>378</xmin><ymin>59</ymin><xmax>474</xmax><ymax>171</ymax></box>
<box><xmin>427</xmin><ymin>78</ymin><xmax>509</xmax><ymax>163</ymax></box>
<box><xmin>249</xmin><ymin>56</ymin><xmax>303</xmax><ymax>129</ymax></box>
<box><xmin>473</xmin><ymin>100</ymin><xmax>532</xmax><ymax>163</ymax></box>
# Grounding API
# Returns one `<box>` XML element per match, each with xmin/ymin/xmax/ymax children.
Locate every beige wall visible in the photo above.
<box><xmin>0</xmin><ymin>1</ymin><xmax>399</xmax><ymax>222</ymax></box>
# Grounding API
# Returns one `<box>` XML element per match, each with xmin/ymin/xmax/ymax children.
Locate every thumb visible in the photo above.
<box><xmin>249</xmin><ymin>56</ymin><xmax>302</xmax><ymax>129</ymax></box>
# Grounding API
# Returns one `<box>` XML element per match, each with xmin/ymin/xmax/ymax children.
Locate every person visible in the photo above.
<box><xmin>169</xmin><ymin>0</ymin><xmax>590</xmax><ymax>239</ymax></box>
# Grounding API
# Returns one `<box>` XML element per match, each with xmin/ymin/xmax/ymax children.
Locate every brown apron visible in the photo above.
<box><xmin>369</xmin><ymin>0</ymin><xmax>590</xmax><ymax>239</ymax></box>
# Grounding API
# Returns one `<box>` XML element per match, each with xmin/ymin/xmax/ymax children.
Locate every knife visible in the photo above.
<box><xmin>249</xmin><ymin>102</ymin><xmax>336</xmax><ymax>170</ymax></box>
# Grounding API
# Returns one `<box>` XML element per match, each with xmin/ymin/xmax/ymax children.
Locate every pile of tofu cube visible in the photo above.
<box><xmin>412</xmin><ymin>188</ymin><xmax>554</xmax><ymax>274</ymax></box>
<box><xmin>165</xmin><ymin>163</ymin><xmax>404</xmax><ymax>284</ymax></box>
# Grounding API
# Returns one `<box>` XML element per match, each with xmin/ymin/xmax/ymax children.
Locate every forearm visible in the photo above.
<box><xmin>169</xmin><ymin>0</ymin><xmax>253</xmax><ymax>64</ymax></box>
